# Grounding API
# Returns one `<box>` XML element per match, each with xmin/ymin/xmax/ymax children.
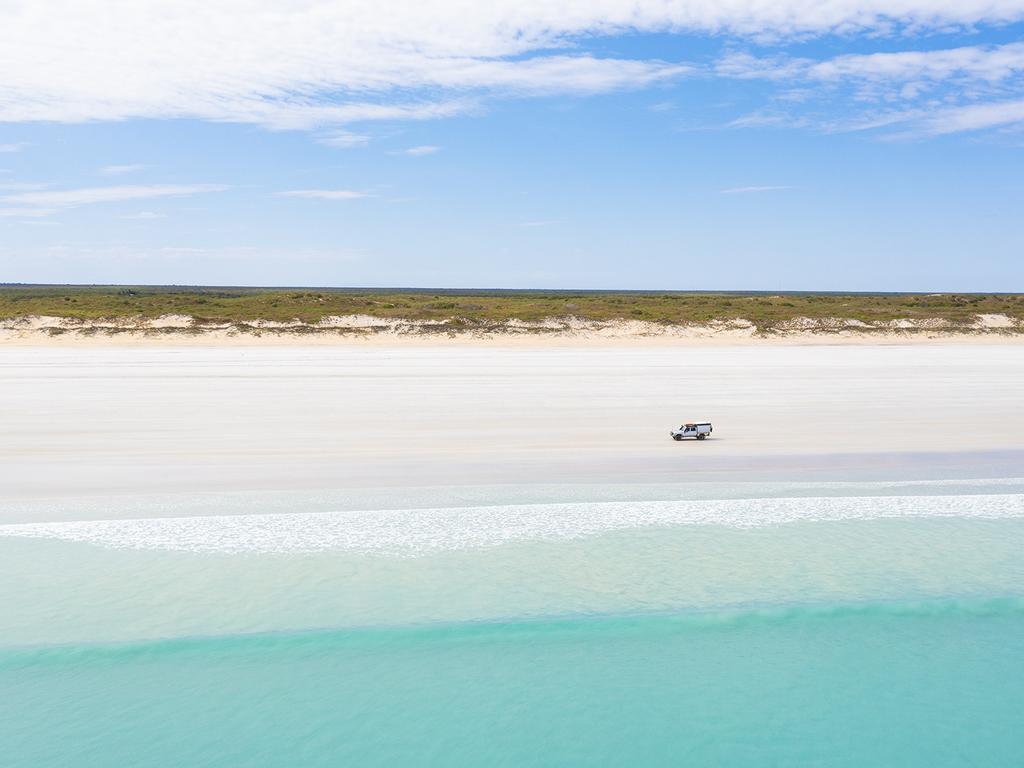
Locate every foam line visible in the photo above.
<box><xmin>1</xmin><ymin>494</ymin><xmax>1022</xmax><ymax>556</ymax></box>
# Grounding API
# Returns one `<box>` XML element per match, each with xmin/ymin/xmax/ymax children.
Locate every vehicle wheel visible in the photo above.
<box><xmin>697</xmin><ymin>434</ymin><xmax>706</xmax><ymax>440</ymax></box>
<box><xmin>673</xmin><ymin>435</ymin><xmax>682</xmax><ymax>441</ymax></box>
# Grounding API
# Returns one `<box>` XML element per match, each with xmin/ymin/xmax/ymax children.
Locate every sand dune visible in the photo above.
<box><xmin>1</xmin><ymin>313</ymin><xmax>1022</xmax><ymax>345</ymax></box>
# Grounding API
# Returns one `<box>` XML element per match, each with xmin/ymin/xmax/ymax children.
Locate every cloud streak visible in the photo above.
<box><xmin>319</xmin><ymin>131</ymin><xmax>372</xmax><ymax>149</ymax></box>
<box><xmin>3</xmin><ymin>0</ymin><xmax>1018</xmax><ymax>131</ymax></box>
<box><xmin>1</xmin><ymin>184</ymin><xmax>227</xmax><ymax>208</ymax></box>
<box><xmin>717</xmin><ymin>41</ymin><xmax>1024</xmax><ymax>136</ymax></box>
<box><xmin>0</xmin><ymin>183</ymin><xmax>227</xmax><ymax>218</ymax></box>
<box><xmin>99</xmin><ymin>164</ymin><xmax>148</xmax><ymax>176</ymax></box>
<box><xmin>718</xmin><ymin>43</ymin><xmax>1024</xmax><ymax>88</ymax></box>
<box><xmin>0</xmin><ymin>207</ymin><xmax>56</xmax><ymax>218</ymax></box>
<box><xmin>913</xmin><ymin>98</ymin><xmax>1024</xmax><ymax>135</ymax></box>
<box><xmin>391</xmin><ymin>145</ymin><xmax>441</xmax><ymax>156</ymax></box>
<box><xmin>280</xmin><ymin>189</ymin><xmax>371</xmax><ymax>200</ymax></box>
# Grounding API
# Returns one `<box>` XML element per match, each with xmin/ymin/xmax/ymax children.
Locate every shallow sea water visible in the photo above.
<box><xmin>3</xmin><ymin>480</ymin><xmax>1024</xmax><ymax>766</ymax></box>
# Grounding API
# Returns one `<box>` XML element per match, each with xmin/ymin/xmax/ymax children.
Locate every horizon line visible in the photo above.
<box><xmin>2</xmin><ymin>283</ymin><xmax>1021</xmax><ymax>297</ymax></box>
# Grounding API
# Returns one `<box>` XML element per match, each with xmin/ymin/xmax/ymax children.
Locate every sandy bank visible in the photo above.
<box><xmin>1</xmin><ymin>313</ymin><xmax>1022</xmax><ymax>346</ymax></box>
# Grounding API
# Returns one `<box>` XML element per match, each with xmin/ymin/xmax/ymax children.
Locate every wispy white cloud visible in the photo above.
<box><xmin>719</xmin><ymin>41</ymin><xmax>1024</xmax><ymax>137</ymax></box>
<box><xmin>1</xmin><ymin>183</ymin><xmax>227</xmax><ymax>208</ymax></box>
<box><xmin>415</xmin><ymin>56</ymin><xmax>690</xmax><ymax>95</ymax></box>
<box><xmin>912</xmin><ymin>98</ymin><xmax>1024</xmax><ymax>135</ymax></box>
<box><xmin>0</xmin><ymin>207</ymin><xmax>56</xmax><ymax>218</ymax></box>
<box><xmin>99</xmin><ymin>163</ymin><xmax>147</xmax><ymax>175</ymax></box>
<box><xmin>5</xmin><ymin>1</ymin><xmax>1014</xmax><ymax>131</ymax></box>
<box><xmin>0</xmin><ymin>181</ymin><xmax>50</xmax><ymax>191</ymax></box>
<box><xmin>0</xmin><ymin>142</ymin><xmax>29</xmax><ymax>153</ymax></box>
<box><xmin>391</xmin><ymin>145</ymin><xmax>441</xmax><ymax>156</ymax></box>
<box><xmin>519</xmin><ymin>220</ymin><xmax>561</xmax><ymax>227</ymax></box>
<box><xmin>726</xmin><ymin>113</ymin><xmax>803</xmax><ymax>129</ymax></box>
<box><xmin>119</xmin><ymin>210</ymin><xmax>167</xmax><ymax>220</ymax></box>
<box><xmin>719</xmin><ymin>43</ymin><xmax>1024</xmax><ymax>88</ymax></box>
<box><xmin>318</xmin><ymin>131</ymin><xmax>372</xmax><ymax>149</ymax></box>
<box><xmin>280</xmin><ymin>189</ymin><xmax>371</xmax><ymax>200</ymax></box>
<box><xmin>720</xmin><ymin>185</ymin><xmax>792</xmax><ymax>194</ymax></box>
<box><xmin>245</xmin><ymin>100</ymin><xmax>476</xmax><ymax>132</ymax></box>
<box><xmin>0</xmin><ymin>3</ymin><xmax>695</xmax><ymax>130</ymax></box>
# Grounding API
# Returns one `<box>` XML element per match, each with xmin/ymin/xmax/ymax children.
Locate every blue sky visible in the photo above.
<box><xmin>1</xmin><ymin>1</ymin><xmax>1023</xmax><ymax>290</ymax></box>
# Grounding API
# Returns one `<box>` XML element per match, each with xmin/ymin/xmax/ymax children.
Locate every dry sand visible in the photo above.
<box><xmin>1</xmin><ymin>313</ymin><xmax>1022</xmax><ymax>346</ymax></box>
<box><xmin>2</xmin><ymin>343</ymin><xmax>1022</xmax><ymax>511</ymax></box>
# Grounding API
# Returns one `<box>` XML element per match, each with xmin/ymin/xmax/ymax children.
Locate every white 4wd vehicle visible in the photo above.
<box><xmin>670</xmin><ymin>422</ymin><xmax>713</xmax><ymax>441</ymax></box>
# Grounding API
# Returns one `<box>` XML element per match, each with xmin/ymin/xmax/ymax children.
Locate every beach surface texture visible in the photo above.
<box><xmin>2</xmin><ymin>342</ymin><xmax>1023</xmax><ymax>766</ymax></box>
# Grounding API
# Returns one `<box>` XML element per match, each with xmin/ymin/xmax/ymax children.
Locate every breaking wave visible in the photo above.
<box><xmin>1</xmin><ymin>493</ymin><xmax>1022</xmax><ymax>556</ymax></box>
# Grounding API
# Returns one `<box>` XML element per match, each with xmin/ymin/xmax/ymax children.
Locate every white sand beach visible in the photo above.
<box><xmin>2</xmin><ymin>343</ymin><xmax>1022</xmax><ymax>513</ymax></box>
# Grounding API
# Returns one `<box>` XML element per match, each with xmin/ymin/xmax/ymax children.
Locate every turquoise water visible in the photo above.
<box><xmin>3</xmin><ymin>482</ymin><xmax>1024</xmax><ymax>766</ymax></box>
<box><xmin>5</xmin><ymin>601</ymin><xmax>1024</xmax><ymax>766</ymax></box>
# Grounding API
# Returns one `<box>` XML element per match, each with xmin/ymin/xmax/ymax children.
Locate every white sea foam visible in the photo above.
<box><xmin>5</xmin><ymin>477</ymin><xmax>1024</xmax><ymax>522</ymax></box>
<box><xmin>1</xmin><ymin>494</ymin><xmax>1022</xmax><ymax>557</ymax></box>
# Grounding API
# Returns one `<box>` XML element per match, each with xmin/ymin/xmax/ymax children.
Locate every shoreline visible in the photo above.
<box><xmin>6</xmin><ymin>451</ymin><xmax>1023</xmax><ymax>521</ymax></box>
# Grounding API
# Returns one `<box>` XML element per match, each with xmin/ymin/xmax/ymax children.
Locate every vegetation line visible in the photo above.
<box><xmin>1</xmin><ymin>285</ymin><xmax>1022</xmax><ymax>333</ymax></box>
